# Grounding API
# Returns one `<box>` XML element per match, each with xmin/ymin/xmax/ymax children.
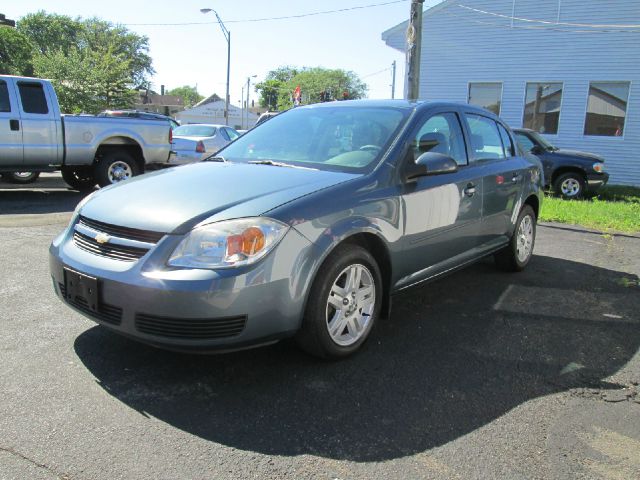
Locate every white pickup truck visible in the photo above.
<box><xmin>0</xmin><ymin>75</ymin><xmax>173</xmax><ymax>189</ymax></box>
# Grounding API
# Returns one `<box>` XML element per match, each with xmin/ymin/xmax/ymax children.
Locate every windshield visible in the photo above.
<box><xmin>219</xmin><ymin>105</ymin><xmax>408</xmax><ymax>172</ymax></box>
<box><xmin>529</xmin><ymin>131</ymin><xmax>556</xmax><ymax>150</ymax></box>
<box><xmin>174</xmin><ymin>125</ymin><xmax>217</xmax><ymax>137</ymax></box>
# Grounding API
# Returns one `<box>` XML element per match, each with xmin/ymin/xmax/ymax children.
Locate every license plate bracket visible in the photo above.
<box><xmin>64</xmin><ymin>268</ymin><xmax>99</xmax><ymax>312</ymax></box>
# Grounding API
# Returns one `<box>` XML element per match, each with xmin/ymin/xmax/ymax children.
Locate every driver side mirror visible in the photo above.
<box><xmin>530</xmin><ymin>145</ymin><xmax>544</xmax><ymax>155</ymax></box>
<box><xmin>405</xmin><ymin>152</ymin><xmax>458</xmax><ymax>182</ymax></box>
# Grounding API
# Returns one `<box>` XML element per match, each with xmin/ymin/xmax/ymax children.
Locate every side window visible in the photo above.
<box><xmin>17</xmin><ymin>82</ymin><xmax>49</xmax><ymax>114</ymax></box>
<box><xmin>515</xmin><ymin>132</ymin><xmax>535</xmax><ymax>152</ymax></box>
<box><xmin>225</xmin><ymin>128</ymin><xmax>239</xmax><ymax>140</ymax></box>
<box><xmin>497</xmin><ymin>123</ymin><xmax>514</xmax><ymax>157</ymax></box>
<box><xmin>219</xmin><ymin>128</ymin><xmax>230</xmax><ymax>141</ymax></box>
<box><xmin>465</xmin><ymin>113</ymin><xmax>505</xmax><ymax>161</ymax></box>
<box><xmin>414</xmin><ymin>112</ymin><xmax>468</xmax><ymax>166</ymax></box>
<box><xmin>0</xmin><ymin>81</ymin><xmax>11</xmax><ymax>112</ymax></box>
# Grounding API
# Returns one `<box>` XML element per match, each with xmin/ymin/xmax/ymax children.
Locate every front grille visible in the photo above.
<box><xmin>73</xmin><ymin>231</ymin><xmax>148</xmax><ymax>261</ymax></box>
<box><xmin>59</xmin><ymin>283</ymin><xmax>123</xmax><ymax>325</ymax></box>
<box><xmin>78</xmin><ymin>216</ymin><xmax>166</xmax><ymax>244</ymax></box>
<box><xmin>135</xmin><ymin>313</ymin><xmax>247</xmax><ymax>340</ymax></box>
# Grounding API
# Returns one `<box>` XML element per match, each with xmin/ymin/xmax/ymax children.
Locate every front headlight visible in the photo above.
<box><xmin>168</xmin><ymin>217</ymin><xmax>289</xmax><ymax>269</ymax></box>
<box><xmin>593</xmin><ymin>162</ymin><xmax>605</xmax><ymax>173</ymax></box>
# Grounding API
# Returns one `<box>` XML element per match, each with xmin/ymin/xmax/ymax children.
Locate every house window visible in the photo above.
<box><xmin>468</xmin><ymin>83</ymin><xmax>502</xmax><ymax>115</ymax></box>
<box><xmin>584</xmin><ymin>82</ymin><xmax>630</xmax><ymax>137</ymax></box>
<box><xmin>522</xmin><ymin>82</ymin><xmax>563</xmax><ymax>134</ymax></box>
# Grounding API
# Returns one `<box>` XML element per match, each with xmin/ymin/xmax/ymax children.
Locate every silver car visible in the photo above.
<box><xmin>169</xmin><ymin>124</ymin><xmax>239</xmax><ymax>164</ymax></box>
<box><xmin>50</xmin><ymin>100</ymin><xmax>543</xmax><ymax>359</ymax></box>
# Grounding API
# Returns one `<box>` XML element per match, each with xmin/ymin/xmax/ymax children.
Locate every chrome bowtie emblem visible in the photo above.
<box><xmin>95</xmin><ymin>232</ymin><xmax>111</xmax><ymax>244</ymax></box>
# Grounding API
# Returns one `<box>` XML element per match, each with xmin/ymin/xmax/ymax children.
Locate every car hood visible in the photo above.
<box><xmin>552</xmin><ymin>149</ymin><xmax>604</xmax><ymax>162</ymax></box>
<box><xmin>80</xmin><ymin>162</ymin><xmax>358</xmax><ymax>234</ymax></box>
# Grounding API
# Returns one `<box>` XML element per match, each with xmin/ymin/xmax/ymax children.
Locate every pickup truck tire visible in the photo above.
<box><xmin>3</xmin><ymin>172</ymin><xmax>40</xmax><ymax>184</ymax></box>
<box><xmin>553</xmin><ymin>172</ymin><xmax>585</xmax><ymax>199</ymax></box>
<box><xmin>494</xmin><ymin>205</ymin><xmax>536</xmax><ymax>272</ymax></box>
<box><xmin>96</xmin><ymin>150</ymin><xmax>140</xmax><ymax>187</ymax></box>
<box><xmin>61</xmin><ymin>166</ymin><xmax>96</xmax><ymax>191</ymax></box>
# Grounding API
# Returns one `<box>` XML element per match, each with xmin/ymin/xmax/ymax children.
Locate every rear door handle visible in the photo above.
<box><xmin>9</xmin><ymin>119</ymin><xmax>20</xmax><ymax>131</ymax></box>
<box><xmin>464</xmin><ymin>183</ymin><xmax>476</xmax><ymax>197</ymax></box>
<box><xmin>512</xmin><ymin>173</ymin><xmax>522</xmax><ymax>183</ymax></box>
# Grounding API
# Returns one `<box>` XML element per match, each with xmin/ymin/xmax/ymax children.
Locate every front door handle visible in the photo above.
<box><xmin>9</xmin><ymin>119</ymin><xmax>20</xmax><ymax>131</ymax></box>
<box><xmin>464</xmin><ymin>183</ymin><xmax>476</xmax><ymax>197</ymax></box>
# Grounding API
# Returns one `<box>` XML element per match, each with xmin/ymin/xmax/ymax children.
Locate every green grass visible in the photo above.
<box><xmin>539</xmin><ymin>186</ymin><xmax>640</xmax><ymax>234</ymax></box>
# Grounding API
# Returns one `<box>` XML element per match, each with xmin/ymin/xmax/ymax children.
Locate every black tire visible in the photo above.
<box><xmin>4</xmin><ymin>172</ymin><xmax>40</xmax><ymax>184</ymax></box>
<box><xmin>553</xmin><ymin>172</ymin><xmax>585</xmax><ymax>199</ymax></box>
<box><xmin>95</xmin><ymin>150</ymin><xmax>140</xmax><ymax>187</ymax></box>
<box><xmin>494</xmin><ymin>204</ymin><xmax>536</xmax><ymax>272</ymax></box>
<box><xmin>61</xmin><ymin>166</ymin><xmax>96</xmax><ymax>191</ymax></box>
<box><xmin>295</xmin><ymin>244</ymin><xmax>383</xmax><ymax>359</ymax></box>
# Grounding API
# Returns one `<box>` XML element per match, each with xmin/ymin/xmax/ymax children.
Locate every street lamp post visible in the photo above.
<box><xmin>200</xmin><ymin>7</ymin><xmax>230</xmax><ymax>126</ymax></box>
<box><xmin>246</xmin><ymin>75</ymin><xmax>256</xmax><ymax>129</ymax></box>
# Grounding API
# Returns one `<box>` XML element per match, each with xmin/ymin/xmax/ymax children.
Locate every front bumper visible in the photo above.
<box><xmin>49</xmin><ymin>222</ymin><xmax>316</xmax><ymax>352</ymax></box>
<box><xmin>586</xmin><ymin>172</ymin><xmax>609</xmax><ymax>191</ymax></box>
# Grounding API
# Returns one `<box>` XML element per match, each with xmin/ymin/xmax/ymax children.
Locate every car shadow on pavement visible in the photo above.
<box><xmin>74</xmin><ymin>255</ymin><xmax>640</xmax><ymax>462</ymax></box>
<box><xmin>0</xmin><ymin>190</ymin><xmax>90</xmax><ymax>215</ymax></box>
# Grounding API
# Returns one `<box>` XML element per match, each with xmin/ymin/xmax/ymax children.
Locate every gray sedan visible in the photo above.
<box><xmin>50</xmin><ymin>100</ymin><xmax>543</xmax><ymax>359</ymax></box>
<box><xmin>169</xmin><ymin>124</ymin><xmax>240</xmax><ymax>164</ymax></box>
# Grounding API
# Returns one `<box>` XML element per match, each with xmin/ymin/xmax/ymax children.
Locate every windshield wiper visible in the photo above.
<box><xmin>203</xmin><ymin>155</ymin><xmax>226</xmax><ymax>162</ymax></box>
<box><xmin>248</xmin><ymin>160</ymin><xmax>316</xmax><ymax>170</ymax></box>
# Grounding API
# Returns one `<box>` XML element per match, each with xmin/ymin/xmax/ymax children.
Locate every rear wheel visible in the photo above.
<box><xmin>95</xmin><ymin>150</ymin><xmax>140</xmax><ymax>187</ymax></box>
<box><xmin>4</xmin><ymin>172</ymin><xmax>40</xmax><ymax>184</ymax></box>
<box><xmin>296</xmin><ymin>244</ymin><xmax>382</xmax><ymax>359</ymax></box>
<box><xmin>494</xmin><ymin>204</ymin><xmax>536</xmax><ymax>272</ymax></box>
<box><xmin>61</xmin><ymin>166</ymin><xmax>96</xmax><ymax>191</ymax></box>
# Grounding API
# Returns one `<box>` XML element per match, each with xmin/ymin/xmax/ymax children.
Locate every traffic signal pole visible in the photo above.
<box><xmin>405</xmin><ymin>0</ymin><xmax>424</xmax><ymax>100</ymax></box>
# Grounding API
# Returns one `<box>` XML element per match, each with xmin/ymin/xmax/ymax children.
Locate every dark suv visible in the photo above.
<box><xmin>514</xmin><ymin>128</ymin><xmax>608</xmax><ymax>199</ymax></box>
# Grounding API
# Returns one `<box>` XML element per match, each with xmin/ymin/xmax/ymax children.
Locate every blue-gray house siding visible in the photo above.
<box><xmin>382</xmin><ymin>0</ymin><xmax>640</xmax><ymax>186</ymax></box>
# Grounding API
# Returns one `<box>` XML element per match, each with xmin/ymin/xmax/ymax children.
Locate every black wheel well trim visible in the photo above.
<box><xmin>551</xmin><ymin>166</ymin><xmax>587</xmax><ymax>185</ymax></box>
<box><xmin>300</xmin><ymin>230</ymin><xmax>394</xmax><ymax>329</ymax></box>
<box><xmin>523</xmin><ymin>194</ymin><xmax>540</xmax><ymax>220</ymax></box>
<box><xmin>95</xmin><ymin>142</ymin><xmax>145</xmax><ymax>172</ymax></box>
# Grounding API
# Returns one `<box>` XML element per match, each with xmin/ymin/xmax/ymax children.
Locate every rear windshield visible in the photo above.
<box><xmin>220</xmin><ymin>105</ymin><xmax>408</xmax><ymax>173</ymax></box>
<box><xmin>174</xmin><ymin>125</ymin><xmax>217</xmax><ymax>137</ymax></box>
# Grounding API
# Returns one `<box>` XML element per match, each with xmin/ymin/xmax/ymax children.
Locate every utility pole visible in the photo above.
<box><xmin>405</xmin><ymin>0</ymin><xmax>424</xmax><ymax>100</ymax></box>
<box><xmin>391</xmin><ymin>60</ymin><xmax>397</xmax><ymax>99</ymax></box>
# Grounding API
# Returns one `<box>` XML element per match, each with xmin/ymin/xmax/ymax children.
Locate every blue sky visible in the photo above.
<box><xmin>6</xmin><ymin>0</ymin><xmax>440</xmax><ymax>105</ymax></box>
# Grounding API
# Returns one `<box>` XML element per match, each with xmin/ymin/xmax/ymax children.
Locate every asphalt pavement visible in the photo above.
<box><xmin>1</xmin><ymin>174</ymin><xmax>639</xmax><ymax>479</ymax></box>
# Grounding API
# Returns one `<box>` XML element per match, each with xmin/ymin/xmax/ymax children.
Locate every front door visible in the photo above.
<box><xmin>0</xmin><ymin>79</ymin><xmax>23</xmax><ymax>167</ymax></box>
<box><xmin>397</xmin><ymin>110</ymin><xmax>483</xmax><ymax>289</ymax></box>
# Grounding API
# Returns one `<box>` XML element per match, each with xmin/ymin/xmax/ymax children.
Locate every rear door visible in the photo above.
<box><xmin>462</xmin><ymin>112</ymin><xmax>525</xmax><ymax>248</ymax></box>
<box><xmin>398</xmin><ymin>108</ymin><xmax>483</xmax><ymax>286</ymax></box>
<box><xmin>16</xmin><ymin>80</ymin><xmax>59</xmax><ymax>166</ymax></box>
<box><xmin>0</xmin><ymin>78</ymin><xmax>23</xmax><ymax>167</ymax></box>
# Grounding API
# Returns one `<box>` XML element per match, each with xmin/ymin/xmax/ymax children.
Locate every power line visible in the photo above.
<box><xmin>361</xmin><ymin>67</ymin><xmax>392</xmax><ymax>79</ymax></box>
<box><xmin>457</xmin><ymin>4</ymin><xmax>640</xmax><ymax>29</ymax></box>
<box><xmin>124</xmin><ymin>0</ymin><xmax>409</xmax><ymax>26</ymax></box>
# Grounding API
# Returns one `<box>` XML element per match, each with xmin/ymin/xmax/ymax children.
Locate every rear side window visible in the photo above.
<box><xmin>497</xmin><ymin>123</ymin><xmax>514</xmax><ymax>156</ymax></box>
<box><xmin>18</xmin><ymin>82</ymin><xmax>49</xmax><ymax>114</ymax></box>
<box><xmin>225</xmin><ymin>127</ymin><xmax>239</xmax><ymax>140</ymax></box>
<box><xmin>0</xmin><ymin>81</ymin><xmax>11</xmax><ymax>112</ymax></box>
<box><xmin>465</xmin><ymin>113</ymin><xmax>506</xmax><ymax>161</ymax></box>
<box><xmin>219</xmin><ymin>128</ymin><xmax>230</xmax><ymax>141</ymax></box>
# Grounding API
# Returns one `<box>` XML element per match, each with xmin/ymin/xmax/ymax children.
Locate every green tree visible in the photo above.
<box><xmin>255</xmin><ymin>66</ymin><xmax>368</xmax><ymax>110</ymax></box>
<box><xmin>167</xmin><ymin>85</ymin><xmax>204</xmax><ymax>108</ymax></box>
<box><xmin>0</xmin><ymin>26</ymin><xmax>34</xmax><ymax>75</ymax></box>
<box><xmin>16</xmin><ymin>12</ymin><xmax>83</xmax><ymax>56</ymax></box>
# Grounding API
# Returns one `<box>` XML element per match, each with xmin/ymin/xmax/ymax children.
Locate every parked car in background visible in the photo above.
<box><xmin>169</xmin><ymin>124</ymin><xmax>240</xmax><ymax>164</ymax></box>
<box><xmin>50</xmin><ymin>100</ymin><xmax>543</xmax><ymax>359</ymax></box>
<box><xmin>98</xmin><ymin>110</ymin><xmax>180</xmax><ymax>130</ymax></box>
<box><xmin>513</xmin><ymin>128</ymin><xmax>608</xmax><ymax>199</ymax></box>
<box><xmin>0</xmin><ymin>75</ymin><xmax>173</xmax><ymax>189</ymax></box>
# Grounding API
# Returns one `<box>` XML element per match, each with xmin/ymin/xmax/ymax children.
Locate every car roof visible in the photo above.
<box><xmin>296</xmin><ymin>99</ymin><xmax>502</xmax><ymax>117</ymax></box>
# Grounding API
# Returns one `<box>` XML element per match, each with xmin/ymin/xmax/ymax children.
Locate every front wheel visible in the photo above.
<box><xmin>95</xmin><ymin>150</ymin><xmax>140</xmax><ymax>187</ymax></box>
<box><xmin>296</xmin><ymin>244</ymin><xmax>382</xmax><ymax>359</ymax></box>
<box><xmin>4</xmin><ymin>172</ymin><xmax>40</xmax><ymax>184</ymax></box>
<box><xmin>554</xmin><ymin>172</ymin><xmax>585</xmax><ymax>199</ymax></box>
<box><xmin>494</xmin><ymin>204</ymin><xmax>536</xmax><ymax>272</ymax></box>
